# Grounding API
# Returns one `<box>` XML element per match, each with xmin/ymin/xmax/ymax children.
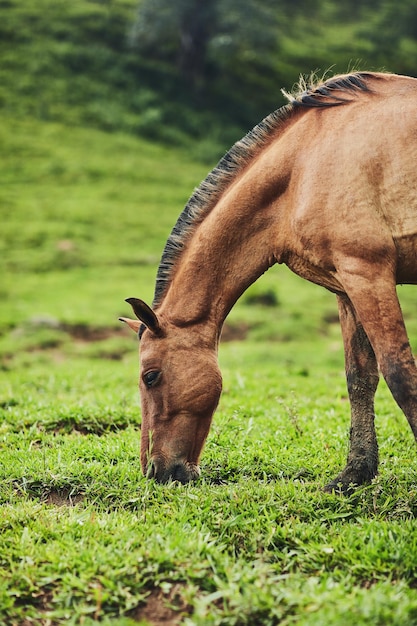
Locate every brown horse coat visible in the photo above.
<box><xmin>121</xmin><ymin>72</ymin><xmax>417</xmax><ymax>490</ymax></box>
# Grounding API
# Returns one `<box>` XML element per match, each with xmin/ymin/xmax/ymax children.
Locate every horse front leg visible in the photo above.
<box><xmin>324</xmin><ymin>294</ymin><xmax>380</xmax><ymax>493</ymax></box>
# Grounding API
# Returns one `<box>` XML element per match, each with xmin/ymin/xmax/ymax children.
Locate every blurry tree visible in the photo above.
<box><xmin>361</xmin><ymin>0</ymin><xmax>417</xmax><ymax>70</ymax></box>
<box><xmin>130</xmin><ymin>0</ymin><xmax>321</xmax><ymax>128</ymax></box>
<box><xmin>4</xmin><ymin>0</ymin><xmax>417</xmax><ymax>152</ymax></box>
<box><xmin>131</xmin><ymin>0</ymin><xmax>220</xmax><ymax>90</ymax></box>
<box><xmin>130</xmin><ymin>0</ymin><xmax>305</xmax><ymax>88</ymax></box>
<box><xmin>372</xmin><ymin>0</ymin><xmax>417</xmax><ymax>41</ymax></box>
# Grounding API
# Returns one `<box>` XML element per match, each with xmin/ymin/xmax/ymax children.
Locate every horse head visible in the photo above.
<box><xmin>120</xmin><ymin>298</ymin><xmax>222</xmax><ymax>483</ymax></box>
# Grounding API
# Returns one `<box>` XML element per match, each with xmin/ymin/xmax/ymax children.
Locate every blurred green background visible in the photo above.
<box><xmin>2</xmin><ymin>0</ymin><xmax>417</xmax><ymax>151</ymax></box>
<box><xmin>2</xmin><ymin>0</ymin><xmax>417</xmax><ymax>362</ymax></box>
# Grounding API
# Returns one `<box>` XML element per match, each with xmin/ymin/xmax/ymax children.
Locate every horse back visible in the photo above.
<box><xmin>281</xmin><ymin>74</ymin><xmax>417</xmax><ymax>285</ymax></box>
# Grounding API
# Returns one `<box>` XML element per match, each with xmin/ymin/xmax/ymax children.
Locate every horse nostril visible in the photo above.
<box><xmin>145</xmin><ymin>460</ymin><xmax>194</xmax><ymax>483</ymax></box>
<box><xmin>170</xmin><ymin>463</ymin><xmax>190</xmax><ymax>484</ymax></box>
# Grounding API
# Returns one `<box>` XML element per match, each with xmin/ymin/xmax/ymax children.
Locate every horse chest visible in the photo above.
<box><xmin>283</xmin><ymin>251</ymin><xmax>343</xmax><ymax>293</ymax></box>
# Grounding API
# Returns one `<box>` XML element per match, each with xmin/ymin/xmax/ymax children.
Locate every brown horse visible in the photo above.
<box><xmin>120</xmin><ymin>71</ymin><xmax>417</xmax><ymax>491</ymax></box>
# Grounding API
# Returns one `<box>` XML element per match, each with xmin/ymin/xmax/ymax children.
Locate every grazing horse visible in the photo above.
<box><xmin>120</xmin><ymin>71</ymin><xmax>417</xmax><ymax>491</ymax></box>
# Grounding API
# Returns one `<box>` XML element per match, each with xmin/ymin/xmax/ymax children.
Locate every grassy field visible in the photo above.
<box><xmin>3</xmin><ymin>113</ymin><xmax>417</xmax><ymax>625</ymax></box>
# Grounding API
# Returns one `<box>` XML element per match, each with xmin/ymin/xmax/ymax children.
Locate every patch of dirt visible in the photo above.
<box><xmin>245</xmin><ymin>289</ymin><xmax>279</xmax><ymax>307</ymax></box>
<box><xmin>67</xmin><ymin>320</ymin><xmax>250</xmax><ymax>344</ymax></box>
<box><xmin>62</xmin><ymin>323</ymin><xmax>126</xmax><ymax>342</ymax></box>
<box><xmin>0</xmin><ymin>399</ymin><xmax>19</xmax><ymax>408</ymax></box>
<box><xmin>44</xmin><ymin>488</ymin><xmax>84</xmax><ymax>507</ymax></box>
<box><xmin>221</xmin><ymin>321</ymin><xmax>251</xmax><ymax>342</ymax></box>
<box><xmin>322</xmin><ymin>311</ymin><xmax>340</xmax><ymax>325</ymax></box>
<box><xmin>13</xmin><ymin>318</ymin><xmax>252</xmax><ymax>349</ymax></box>
<box><xmin>17</xmin><ymin>589</ymin><xmax>54</xmax><ymax>625</ymax></box>
<box><xmin>25</xmin><ymin>316</ymin><xmax>127</xmax><ymax>343</ymax></box>
<box><xmin>129</xmin><ymin>584</ymin><xmax>191</xmax><ymax>625</ymax></box>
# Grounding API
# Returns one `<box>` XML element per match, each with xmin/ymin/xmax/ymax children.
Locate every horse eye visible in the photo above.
<box><xmin>143</xmin><ymin>370</ymin><xmax>161</xmax><ymax>388</ymax></box>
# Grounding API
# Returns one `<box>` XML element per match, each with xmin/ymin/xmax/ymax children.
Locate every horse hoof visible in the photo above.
<box><xmin>323</xmin><ymin>479</ymin><xmax>357</xmax><ymax>496</ymax></box>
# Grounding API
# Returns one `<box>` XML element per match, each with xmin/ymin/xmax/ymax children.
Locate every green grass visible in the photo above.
<box><xmin>3</xmin><ymin>113</ymin><xmax>417</xmax><ymax>625</ymax></box>
<box><xmin>0</xmin><ymin>115</ymin><xmax>207</xmax><ymax>330</ymax></box>
<box><xmin>3</xmin><ymin>2</ymin><xmax>417</xmax><ymax>623</ymax></box>
<box><xmin>3</xmin><ymin>351</ymin><xmax>417</xmax><ymax>625</ymax></box>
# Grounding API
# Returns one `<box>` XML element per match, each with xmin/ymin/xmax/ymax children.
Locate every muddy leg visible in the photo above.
<box><xmin>332</xmin><ymin>266</ymin><xmax>417</xmax><ymax>489</ymax></box>
<box><xmin>324</xmin><ymin>294</ymin><xmax>379</xmax><ymax>493</ymax></box>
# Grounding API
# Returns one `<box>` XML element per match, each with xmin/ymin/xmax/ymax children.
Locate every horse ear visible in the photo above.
<box><xmin>118</xmin><ymin>317</ymin><xmax>141</xmax><ymax>333</ymax></box>
<box><xmin>124</xmin><ymin>297</ymin><xmax>162</xmax><ymax>336</ymax></box>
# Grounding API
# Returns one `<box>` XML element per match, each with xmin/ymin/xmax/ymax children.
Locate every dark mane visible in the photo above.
<box><xmin>284</xmin><ymin>71</ymin><xmax>374</xmax><ymax>107</ymax></box>
<box><xmin>153</xmin><ymin>71</ymin><xmax>375</xmax><ymax>307</ymax></box>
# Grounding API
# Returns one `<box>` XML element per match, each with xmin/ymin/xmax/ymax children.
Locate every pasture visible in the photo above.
<box><xmin>2</xmin><ymin>115</ymin><xmax>417</xmax><ymax>624</ymax></box>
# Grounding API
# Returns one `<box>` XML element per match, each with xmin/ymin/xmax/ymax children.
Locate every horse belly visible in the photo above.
<box><xmin>383</xmin><ymin>168</ymin><xmax>417</xmax><ymax>283</ymax></box>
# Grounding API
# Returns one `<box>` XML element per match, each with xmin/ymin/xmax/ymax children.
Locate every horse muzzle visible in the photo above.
<box><xmin>145</xmin><ymin>458</ymin><xmax>201</xmax><ymax>484</ymax></box>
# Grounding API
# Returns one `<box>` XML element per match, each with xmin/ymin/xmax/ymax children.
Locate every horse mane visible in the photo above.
<box><xmin>283</xmin><ymin>71</ymin><xmax>374</xmax><ymax>107</ymax></box>
<box><xmin>152</xmin><ymin>71</ymin><xmax>376</xmax><ymax>307</ymax></box>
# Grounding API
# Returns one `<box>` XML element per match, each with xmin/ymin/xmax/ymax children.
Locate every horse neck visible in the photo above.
<box><xmin>157</xmin><ymin>146</ymin><xmax>291</xmax><ymax>343</ymax></box>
